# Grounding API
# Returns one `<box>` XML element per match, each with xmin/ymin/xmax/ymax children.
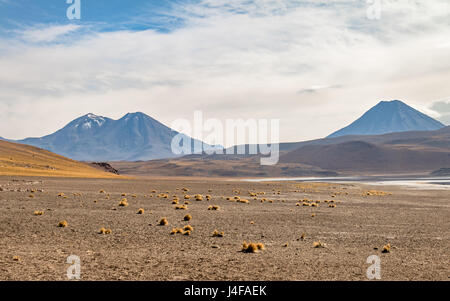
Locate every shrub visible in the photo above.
<box><xmin>313</xmin><ymin>241</ymin><xmax>325</xmax><ymax>248</ymax></box>
<box><xmin>159</xmin><ymin>217</ymin><xmax>168</xmax><ymax>226</ymax></box>
<box><xmin>175</xmin><ymin>205</ymin><xmax>187</xmax><ymax>210</ymax></box>
<box><xmin>183</xmin><ymin>214</ymin><xmax>192</xmax><ymax>221</ymax></box>
<box><xmin>33</xmin><ymin>210</ymin><xmax>44</xmax><ymax>216</ymax></box>
<box><xmin>58</xmin><ymin>220</ymin><xmax>68</xmax><ymax>227</ymax></box>
<box><xmin>119</xmin><ymin>198</ymin><xmax>128</xmax><ymax>207</ymax></box>
<box><xmin>208</xmin><ymin>205</ymin><xmax>220</xmax><ymax>210</ymax></box>
<box><xmin>172</xmin><ymin>199</ymin><xmax>179</xmax><ymax>204</ymax></box>
<box><xmin>212</xmin><ymin>229</ymin><xmax>224</xmax><ymax>237</ymax></box>
<box><xmin>13</xmin><ymin>256</ymin><xmax>20</xmax><ymax>261</ymax></box>
<box><xmin>195</xmin><ymin>194</ymin><xmax>203</xmax><ymax>201</ymax></box>
<box><xmin>137</xmin><ymin>208</ymin><xmax>145</xmax><ymax>214</ymax></box>
<box><xmin>382</xmin><ymin>243</ymin><xmax>391</xmax><ymax>253</ymax></box>
<box><xmin>183</xmin><ymin>230</ymin><xmax>191</xmax><ymax>236</ymax></box>
<box><xmin>242</xmin><ymin>241</ymin><xmax>264</xmax><ymax>253</ymax></box>
<box><xmin>184</xmin><ymin>195</ymin><xmax>191</xmax><ymax>199</ymax></box>
<box><xmin>183</xmin><ymin>225</ymin><xmax>194</xmax><ymax>232</ymax></box>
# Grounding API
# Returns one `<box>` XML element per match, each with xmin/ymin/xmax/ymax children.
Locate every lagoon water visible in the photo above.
<box><xmin>242</xmin><ymin>176</ymin><xmax>450</xmax><ymax>190</ymax></box>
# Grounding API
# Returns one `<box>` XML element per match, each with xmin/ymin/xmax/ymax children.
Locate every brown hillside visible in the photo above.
<box><xmin>0</xmin><ymin>140</ymin><xmax>120</xmax><ymax>178</ymax></box>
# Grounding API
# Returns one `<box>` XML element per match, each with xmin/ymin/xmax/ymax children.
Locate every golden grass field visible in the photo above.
<box><xmin>0</xmin><ymin>140</ymin><xmax>120</xmax><ymax>179</ymax></box>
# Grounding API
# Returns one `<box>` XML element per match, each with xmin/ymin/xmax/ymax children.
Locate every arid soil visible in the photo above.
<box><xmin>0</xmin><ymin>176</ymin><xmax>448</xmax><ymax>280</ymax></box>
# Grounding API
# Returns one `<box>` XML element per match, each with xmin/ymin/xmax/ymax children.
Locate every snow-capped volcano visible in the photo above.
<box><xmin>16</xmin><ymin>112</ymin><xmax>206</xmax><ymax>161</ymax></box>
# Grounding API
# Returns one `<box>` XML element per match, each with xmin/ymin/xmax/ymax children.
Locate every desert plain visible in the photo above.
<box><xmin>0</xmin><ymin>175</ymin><xmax>448</xmax><ymax>281</ymax></box>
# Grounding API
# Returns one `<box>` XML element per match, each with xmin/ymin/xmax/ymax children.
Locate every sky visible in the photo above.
<box><xmin>1</xmin><ymin>0</ymin><xmax>450</xmax><ymax>144</ymax></box>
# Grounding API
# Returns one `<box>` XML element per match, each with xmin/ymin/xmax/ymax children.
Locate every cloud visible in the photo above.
<box><xmin>0</xmin><ymin>0</ymin><xmax>450</xmax><ymax>143</ymax></box>
<box><xmin>17</xmin><ymin>24</ymin><xmax>82</xmax><ymax>43</ymax></box>
<box><xmin>430</xmin><ymin>98</ymin><xmax>450</xmax><ymax>125</ymax></box>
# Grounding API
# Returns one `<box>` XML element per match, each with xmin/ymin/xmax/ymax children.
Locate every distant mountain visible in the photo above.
<box><xmin>327</xmin><ymin>100</ymin><xmax>445</xmax><ymax>138</ymax></box>
<box><xmin>16</xmin><ymin>112</ymin><xmax>208</xmax><ymax>161</ymax></box>
<box><xmin>279</xmin><ymin>126</ymin><xmax>450</xmax><ymax>173</ymax></box>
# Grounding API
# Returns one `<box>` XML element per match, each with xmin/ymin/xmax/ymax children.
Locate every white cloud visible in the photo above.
<box><xmin>18</xmin><ymin>24</ymin><xmax>82</xmax><ymax>43</ymax></box>
<box><xmin>0</xmin><ymin>0</ymin><xmax>449</xmax><ymax>143</ymax></box>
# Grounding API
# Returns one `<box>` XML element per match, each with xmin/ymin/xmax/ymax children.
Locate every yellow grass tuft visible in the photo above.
<box><xmin>119</xmin><ymin>198</ymin><xmax>129</xmax><ymax>207</ymax></box>
<box><xmin>99</xmin><ymin>227</ymin><xmax>112</xmax><ymax>234</ymax></box>
<box><xmin>382</xmin><ymin>243</ymin><xmax>391</xmax><ymax>253</ymax></box>
<box><xmin>13</xmin><ymin>255</ymin><xmax>20</xmax><ymax>261</ymax></box>
<box><xmin>57</xmin><ymin>192</ymin><xmax>65</xmax><ymax>197</ymax></box>
<box><xmin>212</xmin><ymin>229</ymin><xmax>224</xmax><ymax>237</ymax></box>
<box><xmin>208</xmin><ymin>205</ymin><xmax>220</xmax><ymax>210</ymax></box>
<box><xmin>313</xmin><ymin>241</ymin><xmax>325</xmax><ymax>248</ymax></box>
<box><xmin>300</xmin><ymin>233</ymin><xmax>306</xmax><ymax>241</ymax></box>
<box><xmin>283</xmin><ymin>242</ymin><xmax>289</xmax><ymax>247</ymax></box>
<box><xmin>33</xmin><ymin>210</ymin><xmax>44</xmax><ymax>216</ymax></box>
<box><xmin>58</xmin><ymin>220</ymin><xmax>68</xmax><ymax>228</ymax></box>
<box><xmin>195</xmin><ymin>194</ymin><xmax>203</xmax><ymax>201</ymax></box>
<box><xmin>183</xmin><ymin>214</ymin><xmax>192</xmax><ymax>221</ymax></box>
<box><xmin>172</xmin><ymin>199</ymin><xmax>179</xmax><ymax>204</ymax></box>
<box><xmin>99</xmin><ymin>189</ymin><xmax>106</xmax><ymax>194</ymax></box>
<box><xmin>328</xmin><ymin>204</ymin><xmax>336</xmax><ymax>208</ymax></box>
<box><xmin>137</xmin><ymin>208</ymin><xmax>145</xmax><ymax>214</ymax></box>
<box><xmin>184</xmin><ymin>195</ymin><xmax>191</xmax><ymax>199</ymax></box>
<box><xmin>183</xmin><ymin>225</ymin><xmax>194</xmax><ymax>232</ymax></box>
<box><xmin>159</xmin><ymin>217</ymin><xmax>168</xmax><ymax>226</ymax></box>
<box><xmin>311</xmin><ymin>213</ymin><xmax>316</xmax><ymax>217</ymax></box>
<box><xmin>175</xmin><ymin>204</ymin><xmax>187</xmax><ymax>210</ymax></box>
<box><xmin>183</xmin><ymin>230</ymin><xmax>191</xmax><ymax>236</ymax></box>
<box><xmin>241</xmin><ymin>241</ymin><xmax>265</xmax><ymax>253</ymax></box>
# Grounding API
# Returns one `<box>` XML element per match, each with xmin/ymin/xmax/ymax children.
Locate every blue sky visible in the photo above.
<box><xmin>0</xmin><ymin>0</ymin><xmax>449</xmax><ymax>143</ymax></box>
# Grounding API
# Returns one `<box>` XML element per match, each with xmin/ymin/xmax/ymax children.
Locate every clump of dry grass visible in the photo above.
<box><xmin>382</xmin><ymin>243</ymin><xmax>391</xmax><ymax>253</ymax></box>
<box><xmin>172</xmin><ymin>199</ymin><xmax>179</xmax><ymax>204</ymax></box>
<box><xmin>311</xmin><ymin>213</ymin><xmax>316</xmax><ymax>217</ymax></box>
<box><xmin>13</xmin><ymin>255</ymin><xmax>20</xmax><ymax>261</ymax></box>
<box><xmin>313</xmin><ymin>241</ymin><xmax>325</xmax><ymax>248</ymax></box>
<box><xmin>184</xmin><ymin>195</ymin><xmax>191</xmax><ymax>199</ymax></box>
<box><xmin>300</xmin><ymin>233</ymin><xmax>306</xmax><ymax>241</ymax></box>
<box><xmin>99</xmin><ymin>189</ymin><xmax>106</xmax><ymax>194</ymax></box>
<box><xmin>99</xmin><ymin>227</ymin><xmax>112</xmax><ymax>234</ymax></box>
<box><xmin>208</xmin><ymin>205</ymin><xmax>220</xmax><ymax>210</ymax></box>
<box><xmin>212</xmin><ymin>229</ymin><xmax>224</xmax><ymax>237</ymax></box>
<box><xmin>33</xmin><ymin>210</ymin><xmax>44</xmax><ymax>216</ymax></box>
<box><xmin>182</xmin><ymin>187</ymin><xmax>189</xmax><ymax>192</ymax></box>
<box><xmin>58</xmin><ymin>220</ymin><xmax>68</xmax><ymax>227</ymax></box>
<box><xmin>175</xmin><ymin>204</ymin><xmax>187</xmax><ymax>210</ymax></box>
<box><xmin>121</xmin><ymin>193</ymin><xmax>127</xmax><ymax>196</ymax></box>
<box><xmin>195</xmin><ymin>194</ymin><xmax>203</xmax><ymax>201</ymax></box>
<box><xmin>241</xmin><ymin>241</ymin><xmax>265</xmax><ymax>253</ymax></box>
<box><xmin>237</xmin><ymin>199</ymin><xmax>250</xmax><ymax>204</ymax></box>
<box><xmin>250</xmin><ymin>221</ymin><xmax>254</xmax><ymax>224</ymax></box>
<box><xmin>183</xmin><ymin>214</ymin><xmax>192</xmax><ymax>221</ymax></box>
<box><xmin>159</xmin><ymin>217</ymin><xmax>168</xmax><ymax>226</ymax></box>
<box><xmin>184</xmin><ymin>201</ymin><xmax>190</xmax><ymax>205</ymax></box>
<box><xmin>119</xmin><ymin>198</ymin><xmax>129</xmax><ymax>207</ymax></box>
<box><xmin>170</xmin><ymin>228</ymin><xmax>184</xmax><ymax>235</ymax></box>
<box><xmin>183</xmin><ymin>225</ymin><xmax>194</xmax><ymax>232</ymax></box>
<box><xmin>137</xmin><ymin>208</ymin><xmax>145</xmax><ymax>214</ymax></box>
<box><xmin>283</xmin><ymin>242</ymin><xmax>289</xmax><ymax>247</ymax></box>
<box><xmin>57</xmin><ymin>192</ymin><xmax>65</xmax><ymax>197</ymax></box>
<box><xmin>183</xmin><ymin>230</ymin><xmax>191</xmax><ymax>236</ymax></box>
<box><xmin>328</xmin><ymin>204</ymin><xmax>336</xmax><ymax>208</ymax></box>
